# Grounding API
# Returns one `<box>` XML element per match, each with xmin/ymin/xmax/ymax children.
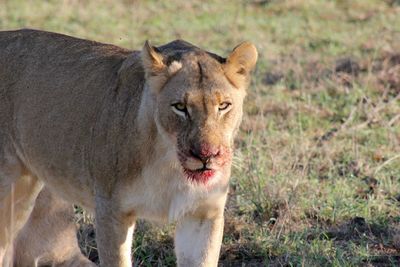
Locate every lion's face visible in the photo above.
<box><xmin>142</xmin><ymin>41</ymin><xmax>257</xmax><ymax>185</ymax></box>
<box><xmin>156</xmin><ymin>55</ymin><xmax>246</xmax><ymax>184</ymax></box>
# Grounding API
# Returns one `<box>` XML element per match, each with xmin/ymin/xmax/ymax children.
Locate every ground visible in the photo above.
<box><xmin>1</xmin><ymin>0</ymin><xmax>400</xmax><ymax>266</ymax></box>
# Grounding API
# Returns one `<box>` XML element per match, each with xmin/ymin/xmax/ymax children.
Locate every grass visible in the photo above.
<box><xmin>2</xmin><ymin>0</ymin><xmax>400</xmax><ymax>266</ymax></box>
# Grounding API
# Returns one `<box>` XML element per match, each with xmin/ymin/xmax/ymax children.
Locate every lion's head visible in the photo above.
<box><xmin>141</xmin><ymin>40</ymin><xmax>257</xmax><ymax>185</ymax></box>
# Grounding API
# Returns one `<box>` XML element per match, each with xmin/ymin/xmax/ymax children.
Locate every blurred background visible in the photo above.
<box><xmin>1</xmin><ymin>0</ymin><xmax>400</xmax><ymax>266</ymax></box>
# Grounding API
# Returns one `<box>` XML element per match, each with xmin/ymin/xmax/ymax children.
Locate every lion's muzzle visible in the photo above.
<box><xmin>178</xmin><ymin>143</ymin><xmax>232</xmax><ymax>184</ymax></box>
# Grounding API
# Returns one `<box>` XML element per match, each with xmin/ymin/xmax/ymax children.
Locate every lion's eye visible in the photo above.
<box><xmin>172</xmin><ymin>103</ymin><xmax>187</xmax><ymax>111</ymax></box>
<box><xmin>218</xmin><ymin>102</ymin><xmax>231</xmax><ymax>111</ymax></box>
<box><xmin>171</xmin><ymin>102</ymin><xmax>188</xmax><ymax>117</ymax></box>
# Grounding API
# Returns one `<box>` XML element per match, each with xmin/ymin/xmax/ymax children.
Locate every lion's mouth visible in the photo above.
<box><xmin>177</xmin><ymin>147</ymin><xmax>231</xmax><ymax>184</ymax></box>
<box><xmin>183</xmin><ymin>167</ymin><xmax>216</xmax><ymax>183</ymax></box>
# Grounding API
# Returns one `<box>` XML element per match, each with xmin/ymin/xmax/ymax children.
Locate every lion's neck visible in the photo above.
<box><xmin>136</xmin><ymin>85</ymin><xmax>157</xmax><ymax>137</ymax></box>
<box><xmin>134</xmin><ymin>86</ymin><xmax>172</xmax><ymax>165</ymax></box>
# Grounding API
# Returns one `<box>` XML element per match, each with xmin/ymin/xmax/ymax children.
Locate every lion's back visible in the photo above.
<box><xmin>0</xmin><ymin>29</ymin><xmax>134</xmax><ymax>188</ymax></box>
<box><xmin>0</xmin><ymin>29</ymin><xmax>132</xmax><ymax>125</ymax></box>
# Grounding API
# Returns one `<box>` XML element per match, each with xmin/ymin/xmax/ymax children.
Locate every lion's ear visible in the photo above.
<box><xmin>224</xmin><ymin>42</ymin><xmax>258</xmax><ymax>89</ymax></box>
<box><xmin>141</xmin><ymin>40</ymin><xmax>168</xmax><ymax>93</ymax></box>
<box><xmin>142</xmin><ymin>40</ymin><xmax>165</xmax><ymax>74</ymax></box>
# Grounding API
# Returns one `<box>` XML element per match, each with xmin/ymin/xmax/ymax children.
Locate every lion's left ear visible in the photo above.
<box><xmin>224</xmin><ymin>42</ymin><xmax>258</xmax><ymax>89</ymax></box>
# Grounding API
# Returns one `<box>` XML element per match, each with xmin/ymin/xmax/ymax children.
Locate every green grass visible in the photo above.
<box><xmin>2</xmin><ymin>0</ymin><xmax>400</xmax><ymax>266</ymax></box>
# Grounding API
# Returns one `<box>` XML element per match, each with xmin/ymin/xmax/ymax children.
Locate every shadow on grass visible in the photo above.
<box><xmin>76</xmin><ymin>216</ymin><xmax>400</xmax><ymax>266</ymax></box>
<box><xmin>299</xmin><ymin>217</ymin><xmax>400</xmax><ymax>266</ymax></box>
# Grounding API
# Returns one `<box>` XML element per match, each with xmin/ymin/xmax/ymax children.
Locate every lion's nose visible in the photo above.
<box><xmin>190</xmin><ymin>144</ymin><xmax>220</xmax><ymax>163</ymax></box>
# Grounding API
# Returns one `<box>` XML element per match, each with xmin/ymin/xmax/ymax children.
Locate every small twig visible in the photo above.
<box><xmin>388</xmin><ymin>114</ymin><xmax>400</xmax><ymax>126</ymax></box>
<box><xmin>341</xmin><ymin>106</ymin><xmax>358</xmax><ymax>130</ymax></box>
<box><xmin>374</xmin><ymin>154</ymin><xmax>400</xmax><ymax>175</ymax></box>
<box><xmin>348</xmin><ymin>120</ymin><xmax>370</xmax><ymax>132</ymax></box>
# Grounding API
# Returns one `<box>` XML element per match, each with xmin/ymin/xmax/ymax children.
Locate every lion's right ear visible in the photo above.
<box><xmin>142</xmin><ymin>41</ymin><xmax>165</xmax><ymax>75</ymax></box>
<box><xmin>141</xmin><ymin>41</ymin><xmax>169</xmax><ymax>93</ymax></box>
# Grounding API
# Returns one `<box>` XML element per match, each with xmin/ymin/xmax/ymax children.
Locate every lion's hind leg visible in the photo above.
<box><xmin>0</xmin><ymin>155</ymin><xmax>43</xmax><ymax>267</ymax></box>
<box><xmin>14</xmin><ymin>187</ymin><xmax>96</xmax><ymax>267</ymax></box>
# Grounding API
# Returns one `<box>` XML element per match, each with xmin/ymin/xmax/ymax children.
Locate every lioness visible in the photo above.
<box><xmin>0</xmin><ymin>29</ymin><xmax>257</xmax><ymax>267</ymax></box>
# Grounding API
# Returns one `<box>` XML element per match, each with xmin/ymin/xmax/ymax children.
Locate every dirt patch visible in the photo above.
<box><xmin>336</xmin><ymin>159</ymin><xmax>361</xmax><ymax>178</ymax></box>
<box><xmin>335</xmin><ymin>57</ymin><xmax>360</xmax><ymax>76</ymax></box>
<box><xmin>373</xmin><ymin>52</ymin><xmax>400</xmax><ymax>95</ymax></box>
<box><xmin>262</xmin><ymin>71</ymin><xmax>284</xmax><ymax>85</ymax></box>
<box><xmin>219</xmin><ymin>241</ymin><xmax>266</xmax><ymax>267</ymax></box>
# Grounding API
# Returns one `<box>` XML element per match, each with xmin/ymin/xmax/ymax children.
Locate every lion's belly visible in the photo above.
<box><xmin>40</xmin><ymin>175</ymin><xmax>94</xmax><ymax>210</ymax></box>
<box><xmin>20</xmin><ymin>159</ymin><xmax>95</xmax><ymax>210</ymax></box>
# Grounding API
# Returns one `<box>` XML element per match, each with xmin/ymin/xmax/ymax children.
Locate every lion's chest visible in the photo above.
<box><xmin>120</xmin><ymin>149</ymin><xmax>207</xmax><ymax>223</ymax></box>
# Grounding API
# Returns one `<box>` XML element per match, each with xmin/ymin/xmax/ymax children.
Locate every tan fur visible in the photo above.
<box><xmin>0</xmin><ymin>29</ymin><xmax>257</xmax><ymax>267</ymax></box>
<box><xmin>14</xmin><ymin>187</ymin><xmax>96</xmax><ymax>267</ymax></box>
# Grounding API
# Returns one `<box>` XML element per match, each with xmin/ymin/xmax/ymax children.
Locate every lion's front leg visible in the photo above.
<box><xmin>95</xmin><ymin>196</ymin><xmax>135</xmax><ymax>267</ymax></box>
<box><xmin>175</xmin><ymin>215</ymin><xmax>224</xmax><ymax>267</ymax></box>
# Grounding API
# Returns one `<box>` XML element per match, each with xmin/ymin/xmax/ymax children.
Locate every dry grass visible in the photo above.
<box><xmin>1</xmin><ymin>0</ymin><xmax>400</xmax><ymax>266</ymax></box>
